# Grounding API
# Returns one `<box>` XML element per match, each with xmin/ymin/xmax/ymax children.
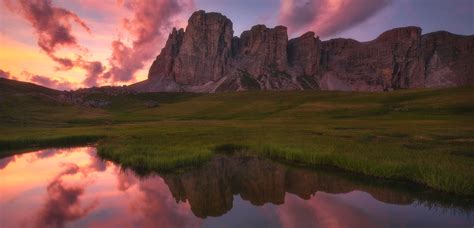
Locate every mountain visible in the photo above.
<box><xmin>131</xmin><ymin>10</ymin><xmax>474</xmax><ymax>93</ymax></box>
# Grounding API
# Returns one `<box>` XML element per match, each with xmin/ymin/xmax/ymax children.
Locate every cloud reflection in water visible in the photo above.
<box><xmin>0</xmin><ymin>147</ymin><xmax>472</xmax><ymax>227</ymax></box>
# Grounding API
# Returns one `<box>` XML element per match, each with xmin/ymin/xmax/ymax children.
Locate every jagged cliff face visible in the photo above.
<box><xmin>174</xmin><ymin>12</ymin><xmax>233</xmax><ymax>86</ymax></box>
<box><xmin>422</xmin><ymin>31</ymin><xmax>474</xmax><ymax>87</ymax></box>
<box><xmin>133</xmin><ymin>10</ymin><xmax>474</xmax><ymax>92</ymax></box>
<box><xmin>319</xmin><ymin>27</ymin><xmax>425</xmax><ymax>91</ymax></box>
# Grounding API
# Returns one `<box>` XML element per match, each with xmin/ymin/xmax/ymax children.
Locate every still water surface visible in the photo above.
<box><xmin>0</xmin><ymin>147</ymin><xmax>472</xmax><ymax>227</ymax></box>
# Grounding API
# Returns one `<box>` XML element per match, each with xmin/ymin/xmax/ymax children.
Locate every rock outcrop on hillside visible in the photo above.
<box><xmin>132</xmin><ymin>10</ymin><xmax>474</xmax><ymax>92</ymax></box>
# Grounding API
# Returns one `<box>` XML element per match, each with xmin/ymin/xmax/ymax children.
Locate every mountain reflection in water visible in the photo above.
<box><xmin>0</xmin><ymin>147</ymin><xmax>472</xmax><ymax>227</ymax></box>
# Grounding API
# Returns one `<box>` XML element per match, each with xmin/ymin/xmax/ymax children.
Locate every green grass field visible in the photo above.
<box><xmin>1</xmin><ymin>79</ymin><xmax>473</xmax><ymax>195</ymax></box>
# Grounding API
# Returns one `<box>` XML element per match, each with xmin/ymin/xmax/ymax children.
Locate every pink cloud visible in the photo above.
<box><xmin>0</xmin><ymin>156</ymin><xmax>16</xmax><ymax>170</ymax></box>
<box><xmin>28</xmin><ymin>73</ymin><xmax>76</xmax><ymax>90</ymax></box>
<box><xmin>76</xmin><ymin>58</ymin><xmax>106</xmax><ymax>87</ymax></box>
<box><xmin>276</xmin><ymin>192</ymin><xmax>378</xmax><ymax>227</ymax></box>
<box><xmin>104</xmin><ymin>0</ymin><xmax>195</xmax><ymax>82</ymax></box>
<box><xmin>116</xmin><ymin>169</ymin><xmax>137</xmax><ymax>192</ymax></box>
<box><xmin>4</xmin><ymin>0</ymin><xmax>197</xmax><ymax>87</ymax></box>
<box><xmin>279</xmin><ymin>0</ymin><xmax>392</xmax><ymax>38</ymax></box>
<box><xmin>0</xmin><ymin>70</ymin><xmax>79</xmax><ymax>90</ymax></box>
<box><xmin>131</xmin><ymin>177</ymin><xmax>202</xmax><ymax>227</ymax></box>
<box><xmin>4</xmin><ymin>0</ymin><xmax>90</xmax><ymax>69</ymax></box>
<box><xmin>111</xmin><ymin>170</ymin><xmax>201</xmax><ymax>227</ymax></box>
<box><xmin>34</xmin><ymin>163</ymin><xmax>99</xmax><ymax>228</ymax></box>
<box><xmin>3</xmin><ymin>0</ymin><xmax>106</xmax><ymax>87</ymax></box>
<box><xmin>0</xmin><ymin>69</ymin><xmax>17</xmax><ymax>80</ymax></box>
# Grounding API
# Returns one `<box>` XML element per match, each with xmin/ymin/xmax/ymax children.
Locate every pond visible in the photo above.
<box><xmin>0</xmin><ymin>147</ymin><xmax>472</xmax><ymax>227</ymax></box>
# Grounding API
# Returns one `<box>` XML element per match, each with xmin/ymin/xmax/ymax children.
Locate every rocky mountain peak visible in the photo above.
<box><xmin>374</xmin><ymin>26</ymin><xmax>422</xmax><ymax>43</ymax></box>
<box><xmin>135</xmin><ymin>10</ymin><xmax>473</xmax><ymax>93</ymax></box>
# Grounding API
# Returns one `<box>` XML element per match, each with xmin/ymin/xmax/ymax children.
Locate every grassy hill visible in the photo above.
<box><xmin>0</xmin><ymin>78</ymin><xmax>109</xmax><ymax>126</ymax></box>
<box><xmin>1</xmin><ymin>78</ymin><xmax>473</xmax><ymax>195</ymax></box>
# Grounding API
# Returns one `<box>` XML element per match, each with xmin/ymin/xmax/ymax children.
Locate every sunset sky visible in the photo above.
<box><xmin>0</xmin><ymin>0</ymin><xmax>472</xmax><ymax>90</ymax></box>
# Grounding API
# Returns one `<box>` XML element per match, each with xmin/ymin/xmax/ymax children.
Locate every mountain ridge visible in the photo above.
<box><xmin>131</xmin><ymin>10</ymin><xmax>474</xmax><ymax>93</ymax></box>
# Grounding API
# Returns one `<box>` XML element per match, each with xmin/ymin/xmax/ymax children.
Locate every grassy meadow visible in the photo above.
<box><xmin>1</xmin><ymin>80</ymin><xmax>473</xmax><ymax>195</ymax></box>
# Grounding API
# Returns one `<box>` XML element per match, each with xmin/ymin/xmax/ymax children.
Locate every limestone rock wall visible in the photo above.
<box><xmin>134</xmin><ymin>10</ymin><xmax>474</xmax><ymax>92</ymax></box>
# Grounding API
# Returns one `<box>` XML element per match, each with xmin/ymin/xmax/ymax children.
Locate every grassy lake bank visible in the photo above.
<box><xmin>1</xmin><ymin>85</ymin><xmax>473</xmax><ymax>195</ymax></box>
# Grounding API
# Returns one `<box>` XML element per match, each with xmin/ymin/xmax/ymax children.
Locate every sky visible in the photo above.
<box><xmin>0</xmin><ymin>0</ymin><xmax>472</xmax><ymax>90</ymax></box>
